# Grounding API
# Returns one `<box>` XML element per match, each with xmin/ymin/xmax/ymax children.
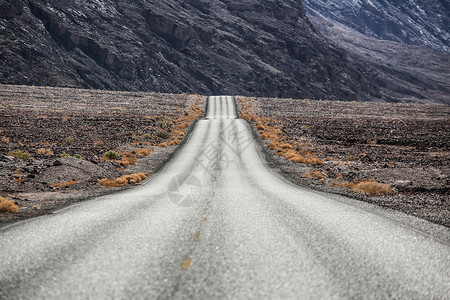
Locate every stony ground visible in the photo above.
<box><xmin>240</xmin><ymin>96</ymin><xmax>450</xmax><ymax>227</ymax></box>
<box><xmin>0</xmin><ymin>84</ymin><xmax>205</xmax><ymax>225</ymax></box>
<box><xmin>1</xmin><ymin>86</ymin><xmax>448</xmax><ymax>227</ymax></box>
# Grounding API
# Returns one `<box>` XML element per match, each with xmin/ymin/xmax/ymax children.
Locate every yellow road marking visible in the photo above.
<box><xmin>181</xmin><ymin>259</ymin><xmax>191</xmax><ymax>270</ymax></box>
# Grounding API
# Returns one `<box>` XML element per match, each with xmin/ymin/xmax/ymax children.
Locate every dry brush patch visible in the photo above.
<box><xmin>98</xmin><ymin>173</ymin><xmax>149</xmax><ymax>188</ymax></box>
<box><xmin>102</xmin><ymin>151</ymin><xmax>138</xmax><ymax>166</ymax></box>
<box><xmin>239</xmin><ymin>96</ymin><xmax>396</xmax><ymax>198</ymax></box>
<box><xmin>0</xmin><ymin>196</ymin><xmax>18</xmax><ymax>213</ymax></box>
<box><xmin>0</xmin><ymin>85</ymin><xmax>209</xmax><ymax>224</ymax></box>
<box><xmin>239</xmin><ymin>96</ymin><xmax>323</xmax><ymax>166</ymax></box>
<box><xmin>329</xmin><ymin>176</ymin><xmax>393</xmax><ymax>196</ymax></box>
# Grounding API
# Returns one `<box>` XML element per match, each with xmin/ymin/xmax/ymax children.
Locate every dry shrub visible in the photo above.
<box><xmin>103</xmin><ymin>152</ymin><xmax>137</xmax><ymax>166</ymax></box>
<box><xmin>1</xmin><ymin>136</ymin><xmax>10</xmax><ymax>143</ymax></box>
<box><xmin>99</xmin><ymin>173</ymin><xmax>149</xmax><ymax>188</ymax></box>
<box><xmin>301</xmin><ymin>169</ymin><xmax>327</xmax><ymax>181</ymax></box>
<box><xmin>269</xmin><ymin>142</ymin><xmax>323</xmax><ymax>165</ymax></box>
<box><xmin>8</xmin><ymin>150</ymin><xmax>33</xmax><ymax>160</ymax></box>
<box><xmin>0</xmin><ymin>196</ymin><xmax>18</xmax><ymax>213</ymax></box>
<box><xmin>134</xmin><ymin>148</ymin><xmax>152</xmax><ymax>157</ymax></box>
<box><xmin>13</xmin><ymin>177</ymin><xmax>25</xmax><ymax>183</ymax></box>
<box><xmin>167</xmin><ymin>140</ymin><xmax>180</xmax><ymax>146</ymax></box>
<box><xmin>36</xmin><ymin>148</ymin><xmax>54</xmax><ymax>155</ymax></box>
<box><xmin>50</xmin><ymin>180</ymin><xmax>80</xmax><ymax>188</ymax></box>
<box><xmin>352</xmin><ymin>180</ymin><xmax>393</xmax><ymax>196</ymax></box>
<box><xmin>166</xmin><ymin>96</ymin><xmax>204</xmax><ymax>143</ymax></box>
<box><xmin>118</xmin><ymin>152</ymin><xmax>138</xmax><ymax>166</ymax></box>
<box><xmin>329</xmin><ymin>177</ymin><xmax>393</xmax><ymax>196</ymax></box>
<box><xmin>240</xmin><ymin>99</ymin><xmax>323</xmax><ymax>166</ymax></box>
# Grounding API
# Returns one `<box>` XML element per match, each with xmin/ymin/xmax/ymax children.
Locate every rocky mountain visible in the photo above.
<box><xmin>303</xmin><ymin>0</ymin><xmax>450</xmax><ymax>53</ymax></box>
<box><xmin>0</xmin><ymin>0</ymin><xmax>381</xmax><ymax>101</ymax></box>
<box><xmin>303</xmin><ymin>0</ymin><xmax>450</xmax><ymax>104</ymax></box>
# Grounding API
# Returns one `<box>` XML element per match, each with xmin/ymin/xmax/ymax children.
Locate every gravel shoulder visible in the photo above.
<box><xmin>0</xmin><ymin>84</ymin><xmax>205</xmax><ymax>226</ymax></box>
<box><xmin>239</xmin><ymin>96</ymin><xmax>449</xmax><ymax>227</ymax></box>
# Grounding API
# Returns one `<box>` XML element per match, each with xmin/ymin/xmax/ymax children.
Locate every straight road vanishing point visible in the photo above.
<box><xmin>1</xmin><ymin>96</ymin><xmax>449</xmax><ymax>299</ymax></box>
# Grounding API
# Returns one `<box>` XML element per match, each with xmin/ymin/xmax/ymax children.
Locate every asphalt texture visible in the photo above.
<box><xmin>1</xmin><ymin>96</ymin><xmax>449</xmax><ymax>299</ymax></box>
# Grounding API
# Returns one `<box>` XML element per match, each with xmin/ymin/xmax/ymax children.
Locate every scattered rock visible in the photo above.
<box><xmin>53</xmin><ymin>160</ymin><xmax>63</xmax><ymax>166</ymax></box>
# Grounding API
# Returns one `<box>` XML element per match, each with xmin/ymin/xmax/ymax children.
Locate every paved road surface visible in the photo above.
<box><xmin>1</xmin><ymin>96</ymin><xmax>449</xmax><ymax>299</ymax></box>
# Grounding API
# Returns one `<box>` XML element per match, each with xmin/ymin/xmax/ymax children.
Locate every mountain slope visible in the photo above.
<box><xmin>0</xmin><ymin>0</ymin><xmax>380</xmax><ymax>100</ymax></box>
<box><xmin>303</xmin><ymin>0</ymin><xmax>450</xmax><ymax>104</ymax></box>
<box><xmin>303</xmin><ymin>0</ymin><xmax>450</xmax><ymax>53</ymax></box>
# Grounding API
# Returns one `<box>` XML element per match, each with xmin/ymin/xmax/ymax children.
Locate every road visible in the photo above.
<box><xmin>1</xmin><ymin>96</ymin><xmax>449</xmax><ymax>299</ymax></box>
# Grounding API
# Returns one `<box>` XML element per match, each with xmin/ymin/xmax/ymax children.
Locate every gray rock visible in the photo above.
<box><xmin>393</xmin><ymin>180</ymin><xmax>413</xmax><ymax>190</ymax></box>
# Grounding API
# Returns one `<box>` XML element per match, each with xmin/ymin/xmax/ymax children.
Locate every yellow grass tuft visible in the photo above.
<box><xmin>352</xmin><ymin>180</ymin><xmax>393</xmax><ymax>196</ymax></box>
<box><xmin>240</xmin><ymin>99</ymin><xmax>323</xmax><ymax>167</ymax></box>
<box><xmin>134</xmin><ymin>148</ymin><xmax>152</xmax><ymax>157</ymax></box>
<box><xmin>99</xmin><ymin>173</ymin><xmax>149</xmax><ymax>188</ymax></box>
<box><xmin>0</xmin><ymin>196</ymin><xmax>18</xmax><ymax>213</ymax></box>
<box><xmin>329</xmin><ymin>177</ymin><xmax>393</xmax><ymax>196</ymax></box>
<box><xmin>301</xmin><ymin>169</ymin><xmax>327</xmax><ymax>181</ymax></box>
<box><xmin>167</xmin><ymin>140</ymin><xmax>180</xmax><ymax>146</ymax></box>
<box><xmin>36</xmin><ymin>148</ymin><xmax>54</xmax><ymax>155</ymax></box>
<box><xmin>103</xmin><ymin>152</ymin><xmax>138</xmax><ymax>166</ymax></box>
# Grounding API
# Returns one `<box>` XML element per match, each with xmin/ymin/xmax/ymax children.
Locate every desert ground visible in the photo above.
<box><xmin>0</xmin><ymin>84</ymin><xmax>205</xmax><ymax>224</ymax></box>
<box><xmin>239</xmin><ymin>96</ymin><xmax>449</xmax><ymax>227</ymax></box>
<box><xmin>1</xmin><ymin>85</ymin><xmax>448</xmax><ymax>227</ymax></box>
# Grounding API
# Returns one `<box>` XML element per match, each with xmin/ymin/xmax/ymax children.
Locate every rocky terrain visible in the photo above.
<box><xmin>240</xmin><ymin>96</ymin><xmax>450</xmax><ymax>227</ymax></box>
<box><xmin>303</xmin><ymin>0</ymin><xmax>450</xmax><ymax>104</ymax></box>
<box><xmin>1</xmin><ymin>0</ymin><xmax>385</xmax><ymax>101</ymax></box>
<box><xmin>303</xmin><ymin>0</ymin><xmax>450</xmax><ymax>53</ymax></box>
<box><xmin>0</xmin><ymin>84</ymin><xmax>205</xmax><ymax>224</ymax></box>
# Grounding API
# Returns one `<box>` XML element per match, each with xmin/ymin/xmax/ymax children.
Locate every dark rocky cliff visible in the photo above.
<box><xmin>303</xmin><ymin>0</ymin><xmax>450</xmax><ymax>53</ymax></box>
<box><xmin>303</xmin><ymin>0</ymin><xmax>450</xmax><ymax>104</ymax></box>
<box><xmin>0</xmin><ymin>0</ymin><xmax>380</xmax><ymax>100</ymax></box>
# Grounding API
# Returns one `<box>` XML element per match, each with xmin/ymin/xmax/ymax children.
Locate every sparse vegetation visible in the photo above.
<box><xmin>103</xmin><ymin>151</ymin><xmax>137</xmax><ymax>166</ymax></box>
<box><xmin>156</xmin><ymin>130</ymin><xmax>169</xmax><ymax>139</ymax></box>
<box><xmin>103</xmin><ymin>150</ymin><xmax>121</xmax><ymax>160</ymax></box>
<box><xmin>0</xmin><ymin>196</ymin><xmax>18</xmax><ymax>213</ymax></box>
<box><xmin>98</xmin><ymin>173</ymin><xmax>149</xmax><ymax>188</ymax></box>
<box><xmin>134</xmin><ymin>148</ymin><xmax>152</xmax><ymax>157</ymax></box>
<box><xmin>7</xmin><ymin>150</ymin><xmax>33</xmax><ymax>160</ymax></box>
<box><xmin>329</xmin><ymin>176</ymin><xmax>393</xmax><ymax>196</ymax></box>
<box><xmin>0</xmin><ymin>86</ymin><xmax>207</xmax><ymax>223</ymax></box>
<box><xmin>301</xmin><ymin>169</ymin><xmax>327</xmax><ymax>181</ymax></box>
<box><xmin>351</xmin><ymin>180</ymin><xmax>393</xmax><ymax>196</ymax></box>
<box><xmin>36</xmin><ymin>148</ymin><xmax>54</xmax><ymax>155</ymax></box>
<box><xmin>133</xmin><ymin>131</ymin><xmax>153</xmax><ymax>141</ymax></box>
<box><xmin>240</xmin><ymin>97</ymin><xmax>323</xmax><ymax>166</ymax></box>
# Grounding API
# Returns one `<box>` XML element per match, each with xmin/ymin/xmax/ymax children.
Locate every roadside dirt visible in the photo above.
<box><xmin>239</xmin><ymin>96</ymin><xmax>450</xmax><ymax>227</ymax></box>
<box><xmin>0</xmin><ymin>84</ymin><xmax>205</xmax><ymax>225</ymax></box>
